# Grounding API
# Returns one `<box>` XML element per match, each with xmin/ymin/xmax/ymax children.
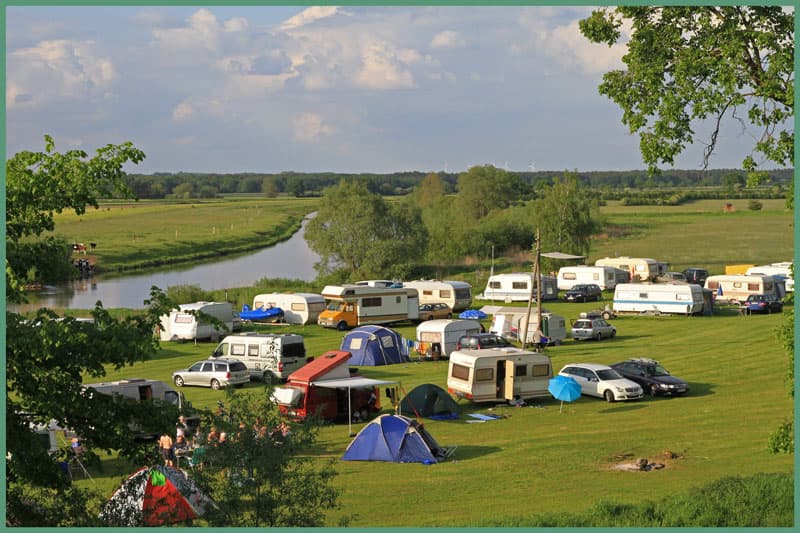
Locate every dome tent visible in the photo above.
<box><xmin>340</xmin><ymin>325</ymin><xmax>410</xmax><ymax>366</ymax></box>
<box><xmin>399</xmin><ymin>383</ymin><xmax>459</xmax><ymax>420</ymax></box>
<box><xmin>341</xmin><ymin>414</ymin><xmax>446</xmax><ymax>463</ymax></box>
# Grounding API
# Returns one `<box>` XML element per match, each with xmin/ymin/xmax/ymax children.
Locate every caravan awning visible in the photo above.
<box><xmin>312</xmin><ymin>377</ymin><xmax>400</xmax><ymax>436</ymax></box>
<box><xmin>541</xmin><ymin>252</ymin><xmax>586</xmax><ymax>260</ymax></box>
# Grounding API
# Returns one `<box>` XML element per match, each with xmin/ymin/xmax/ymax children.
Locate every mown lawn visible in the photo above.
<box><xmin>77</xmin><ymin>299</ymin><xmax>794</xmax><ymax>527</ymax></box>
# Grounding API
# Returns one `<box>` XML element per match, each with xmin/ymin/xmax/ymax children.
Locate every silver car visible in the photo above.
<box><xmin>571</xmin><ymin>318</ymin><xmax>616</xmax><ymax>341</ymax></box>
<box><xmin>173</xmin><ymin>358</ymin><xmax>249</xmax><ymax>390</ymax></box>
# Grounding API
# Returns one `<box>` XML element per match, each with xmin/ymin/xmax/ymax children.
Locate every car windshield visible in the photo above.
<box><xmin>596</xmin><ymin>369</ymin><xmax>623</xmax><ymax>380</ymax></box>
<box><xmin>574</xmin><ymin>320</ymin><xmax>592</xmax><ymax>328</ymax></box>
<box><xmin>646</xmin><ymin>365</ymin><xmax>670</xmax><ymax>377</ymax></box>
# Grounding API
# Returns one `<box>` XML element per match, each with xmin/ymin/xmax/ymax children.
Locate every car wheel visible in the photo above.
<box><xmin>210</xmin><ymin>379</ymin><xmax>221</xmax><ymax>390</ymax></box>
<box><xmin>650</xmin><ymin>385</ymin><xmax>658</xmax><ymax>397</ymax></box>
<box><xmin>426</xmin><ymin>315</ymin><xmax>434</xmax><ymax>321</ymax></box>
<box><xmin>594</xmin><ymin>333</ymin><xmax>601</xmax><ymax>341</ymax></box>
<box><xmin>174</xmin><ymin>376</ymin><xmax>184</xmax><ymax>388</ymax></box>
<box><xmin>611</xmin><ymin>329</ymin><xmax>616</xmax><ymax>338</ymax></box>
<box><xmin>604</xmin><ymin>389</ymin><xmax>615</xmax><ymax>402</ymax></box>
<box><xmin>337</xmin><ymin>321</ymin><xmax>348</xmax><ymax>331</ymax></box>
<box><xmin>446</xmin><ymin>313</ymin><xmax>452</xmax><ymax>319</ymax></box>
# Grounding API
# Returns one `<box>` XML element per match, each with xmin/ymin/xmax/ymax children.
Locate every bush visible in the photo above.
<box><xmin>748</xmin><ymin>199</ymin><xmax>763</xmax><ymax>210</ymax></box>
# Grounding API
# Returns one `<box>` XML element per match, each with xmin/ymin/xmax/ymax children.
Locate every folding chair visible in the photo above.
<box><xmin>67</xmin><ymin>442</ymin><xmax>93</xmax><ymax>481</ymax></box>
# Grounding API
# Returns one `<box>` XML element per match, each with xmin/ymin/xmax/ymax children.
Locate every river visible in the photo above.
<box><xmin>11</xmin><ymin>217</ymin><xmax>321</xmax><ymax>311</ymax></box>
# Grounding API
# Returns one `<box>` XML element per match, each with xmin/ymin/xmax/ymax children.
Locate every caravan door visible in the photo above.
<box><xmin>503</xmin><ymin>360</ymin><xmax>516</xmax><ymax>401</ymax></box>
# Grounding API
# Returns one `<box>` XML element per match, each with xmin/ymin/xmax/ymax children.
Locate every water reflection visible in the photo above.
<box><xmin>12</xmin><ymin>217</ymin><xmax>320</xmax><ymax>311</ymax></box>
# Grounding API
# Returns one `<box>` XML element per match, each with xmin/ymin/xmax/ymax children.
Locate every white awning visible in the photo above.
<box><xmin>312</xmin><ymin>377</ymin><xmax>398</xmax><ymax>389</ymax></box>
<box><xmin>541</xmin><ymin>252</ymin><xmax>586</xmax><ymax>260</ymax></box>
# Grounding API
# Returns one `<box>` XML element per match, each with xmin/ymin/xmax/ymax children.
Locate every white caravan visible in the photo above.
<box><xmin>482</xmin><ymin>305</ymin><xmax>567</xmax><ymax>345</ymax></box>
<box><xmin>746</xmin><ymin>262</ymin><xmax>794</xmax><ymax>292</ymax></box>
<box><xmin>595</xmin><ymin>257</ymin><xmax>661</xmax><ymax>282</ymax></box>
<box><xmin>482</xmin><ymin>273</ymin><xmax>558</xmax><ymax>302</ymax></box>
<box><xmin>158</xmin><ymin>301</ymin><xmax>234</xmax><ymax>342</ymax></box>
<box><xmin>613</xmin><ymin>283</ymin><xmax>705</xmax><ymax>315</ymax></box>
<box><xmin>403</xmin><ymin>280</ymin><xmax>473</xmax><ymax>311</ymax></box>
<box><xmin>557</xmin><ymin>265</ymin><xmax>629</xmax><ymax>290</ymax></box>
<box><xmin>415</xmin><ymin>319</ymin><xmax>482</xmax><ymax>360</ymax></box>
<box><xmin>317</xmin><ymin>285</ymin><xmax>420</xmax><ymax>330</ymax></box>
<box><xmin>251</xmin><ymin>292</ymin><xmax>326</xmax><ymax>325</ymax></box>
<box><xmin>213</xmin><ymin>333</ymin><xmax>307</xmax><ymax>381</ymax></box>
<box><xmin>704</xmin><ymin>274</ymin><xmax>784</xmax><ymax>303</ymax></box>
<box><xmin>447</xmin><ymin>348</ymin><xmax>553</xmax><ymax>403</ymax></box>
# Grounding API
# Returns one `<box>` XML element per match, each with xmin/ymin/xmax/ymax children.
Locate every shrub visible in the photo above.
<box><xmin>748</xmin><ymin>199</ymin><xmax>763</xmax><ymax>210</ymax></box>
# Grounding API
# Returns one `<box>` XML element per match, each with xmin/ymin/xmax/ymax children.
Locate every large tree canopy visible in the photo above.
<box><xmin>579</xmin><ymin>6</ymin><xmax>793</xmax><ymax>173</ymax></box>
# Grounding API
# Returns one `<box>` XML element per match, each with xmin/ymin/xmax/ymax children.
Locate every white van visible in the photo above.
<box><xmin>557</xmin><ymin>265</ymin><xmax>629</xmax><ymax>290</ymax></box>
<box><xmin>415</xmin><ymin>319</ymin><xmax>482</xmax><ymax>360</ymax></box>
<box><xmin>403</xmin><ymin>280</ymin><xmax>473</xmax><ymax>311</ymax></box>
<box><xmin>250</xmin><ymin>292</ymin><xmax>326</xmax><ymax>325</ymax></box>
<box><xmin>158</xmin><ymin>301</ymin><xmax>234</xmax><ymax>342</ymax></box>
<box><xmin>447</xmin><ymin>348</ymin><xmax>553</xmax><ymax>402</ymax></box>
<box><xmin>213</xmin><ymin>333</ymin><xmax>307</xmax><ymax>381</ymax></box>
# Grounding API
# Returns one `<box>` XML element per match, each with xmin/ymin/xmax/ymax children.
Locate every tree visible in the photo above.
<box><xmin>304</xmin><ymin>180</ymin><xmax>426</xmax><ymax>280</ymax></box>
<box><xmin>186</xmin><ymin>390</ymin><xmax>342</xmax><ymax>527</ymax></box>
<box><xmin>579</xmin><ymin>7</ymin><xmax>793</xmax><ymax>173</ymax></box>
<box><xmin>408</xmin><ymin>172</ymin><xmax>446</xmax><ymax>210</ymax></box>
<box><xmin>454</xmin><ymin>165</ymin><xmax>526</xmax><ymax>219</ymax></box>
<box><xmin>529</xmin><ymin>173</ymin><xmax>601</xmax><ymax>272</ymax></box>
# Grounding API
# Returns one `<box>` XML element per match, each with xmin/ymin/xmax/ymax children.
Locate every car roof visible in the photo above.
<box><xmin>562</xmin><ymin>362</ymin><xmax>612</xmax><ymax>371</ymax></box>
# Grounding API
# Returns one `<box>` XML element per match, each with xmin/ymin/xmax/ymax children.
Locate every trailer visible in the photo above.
<box><xmin>594</xmin><ymin>257</ymin><xmax>660</xmax><ymax>282</ymax></box>
<box><xmin>415</xmin><ymin>319</ymin><xmax>482</xmax><ymax>360</ymax></box>
<box><xmin>250</xmin><ymin>292</ymin><xmax>326</xmax><ymax>325</ymax></box>
<box><xmin>403</xmin><ymin>280</ymin><xmax>473</xmax><ymax>311</ymax></box>
<box><xmin>746</xmin><ymin>262</ymin><xmax>794</xmax><ymax>292</ymax></box>
<box><xmin>317</xmin><ymin>285</ymin><xmax>419</xmax><ymax>330</ymax></box>
<box><xmin>704</xmin><ymin>274</ymin><xmax>784</xmax><ymax>303</ymax></box>
<box><xmin>447</xmin><ymin>348</ymin><xmax>553</xmax><ymax>403</ymax></box>
<box><xmin>481</xmin><ymin>273</ymin><xmax>558</xmax><ymax>302</ymax></box>
<box><xmin>482</xmin><ymin>305</ymin><xmax>567</xmax><ymax>345</ymax></box>
<box><xmin>613</xmin><ymin>283</ymin><xmax>705</xmax><ymax>315</ymax></box>
<box><xmin>556</xmin><ymin>265</ymin><xmax>629</xmax><ymax>290</ymax></box>
<box><xmin>158</xmin><ymin>301</ymin><xmax>234</xmax><ymax>342</ymax></box>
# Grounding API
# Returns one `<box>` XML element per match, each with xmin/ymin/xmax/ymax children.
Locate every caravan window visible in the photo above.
<box><xmin>733</xmin><ymin>282</ymin><xmax>743</xmax><ymax>288</ymax></box>
<box><xmin>231</xmin><ymin>343</ymin><xmax>246</xmax><ymax>356</ymax></box>
<box><xmin>532</xmin><ymin>364</ymin><xmax>550</xmax><ymax>377</ymax></box>
<box><xmin>291</xmin><ymin>303</ymin><xmax>306</xmax><ymax>311</ymax></box>
<box><xmin>749</xmin><ymin>283</ymin><xmax>760</xmax><ymax>291</ymax></box>
<box><xmin>174</xmin><ymin>313</ymin><xmax>193</xmax><ymax>324</ymax></box>
<box><xmin>635</xmin><ymin>265</ymin><xmax>646</xmax><ymax>272</ymax></box>
<box><xmin>639</xmin><ymin>292</ymin><xmax>648</xmax><ymax>298</ymax></box>
<box><xmin>423</xmin><ymin>290</ymin><xmax>434</xmax><ymax>296</ymax></box>
<box><xmin>475</xmin><ymin>368</ymin><xmax>494</xmax><ymax>382</ymax></box>
<box><xmin>455</xmin><ymin>288</ymin><xmax>471</xmax><ymax>299</ymax></box>
<box><xmin>440</xmin><ymin>290</ymin><xmax>452</xmax><ymax>298</ymax></box>
<box><xmin>512</xmin><ymin>281</ymin><xmax>528</xmax><ymax>290</ymax></box>
<box><xmin>489</xmin><ymin>281</ymin><xmax>501</xmax><ymax>289</ymax></box>
<box><xmin>593</xmin><ymin>273</ymin><xmax>600</xmax><ymax>280</ymax></box>
<box><xmin>515</xmin><ymin>365</ymin><xmax>527</xmax><ymax>377</ymax></box>
<box><xmin>707</xmin><ymin>281</ymin><xmax>719</xmax><ymax>289</ymax></box>
<box><xmin>451</xmin><ymin>364</ymin><xmax>470</xmax><ymax>381</ymax></box>
<box><xmin>362</xmin><ymin>297</ymin><xmax>381</xmax><ymax>307</ymax></box>
<box><xmin>164</xmin><ymin>391</ymin><xmax>179</xmax><ymax>405</ymax></box>
<box><xmin>563</xmin><ymin>272</ymin><xmax>576</xmax><ymax>280</ymax></box>
<box><xmin>247</xmin><ymin>344</ymin><xmax>259</xmax><ymax>357</ymax></box>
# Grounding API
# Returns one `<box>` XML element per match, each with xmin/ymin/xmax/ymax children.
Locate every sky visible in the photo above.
<box><xmin>5</xmin><ymin>5</ymin><xmax>784</xmax><ymax>174</ymax></box>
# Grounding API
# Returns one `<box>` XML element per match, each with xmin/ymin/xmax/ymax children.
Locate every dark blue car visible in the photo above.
<box><xmin>744</xmin><ymin>294</ymin><xmax>784</xmax><ymax>314</ymax></box>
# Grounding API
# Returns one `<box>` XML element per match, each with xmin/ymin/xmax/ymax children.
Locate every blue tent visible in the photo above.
<box><xmin>340</xmin><ymin>325</ymin><xmax>410</xmax><ymax>366</ymax></box>
<box><xmin>341</xmin><ymin>414</ymin><xmax>443</xmax><ymax>463</ymax></box>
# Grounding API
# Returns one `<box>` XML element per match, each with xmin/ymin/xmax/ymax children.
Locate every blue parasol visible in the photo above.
<box><xmin>548</xmin><ymin>375</ymin><xmax>581</xmax><ymax>412</ymax></box>
<box><xmin>459</xmin><ymin>309</ymin><xmax>487</xmax><ymax>320</ymax></box>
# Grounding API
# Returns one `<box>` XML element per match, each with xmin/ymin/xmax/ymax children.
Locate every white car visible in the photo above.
<box><xmin>558</xmin><ymin>363</ymin><xmax>643</xmax><ymax>402</ymax></box>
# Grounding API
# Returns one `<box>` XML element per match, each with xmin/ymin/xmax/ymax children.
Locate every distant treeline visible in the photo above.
<box><xmin>124</xmin><ymin>167</ymin><xmax>794</xmax><ymax>200</ymax></box>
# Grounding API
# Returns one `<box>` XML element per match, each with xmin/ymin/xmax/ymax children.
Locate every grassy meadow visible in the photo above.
<box><xmin>48</xmin><ymin>196</ymin><xmax>794</xmax><ymax>525</ymax></box>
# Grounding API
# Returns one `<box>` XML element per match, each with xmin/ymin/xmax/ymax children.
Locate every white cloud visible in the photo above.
<box><xmin>280</xmin><ymin>6</ymin><xmax>341</xmax><ymax>30</ymax></box>
<box><xmin>430</xmin><ymin>30</ymin><xmax>465</xmax><ymax>49</ymax></box>
<box><xmin>293</xmin><ymin>112</ymin><xmax>334</xmax><ymax>142</ymax></box>
<box><xmin>172</xmin><ymin>101</ymin><xmax>195</xmax><ymax>121</ymax></box>
<box><xmin>151</xmin><ymin>8</ymin><xmax>220</xmax><ymax>51</ymax></box>
<box><xmin>223</xmin><ymin>17</ymin><xmax>248</xmax><ymax>33</ymax></box>
<box><xmin>356</xmin><ymin>41</ymin><xmax>415</xmax><ymax>90</ymax></box>
<box><xmin>547</xmin><ymin>19</ymin><xmax>627</xmax><ymax>74</ymax></box>
<box><xmin>7</xmin><ymin>39</ymin><xmax>116</xmax><ymax>109</ymax></box>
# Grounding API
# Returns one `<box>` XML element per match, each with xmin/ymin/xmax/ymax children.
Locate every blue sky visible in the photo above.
<box><xmin>6</xmin><ymin>5</ymin><xmax>780</xmax><ymax>174</ymax></box>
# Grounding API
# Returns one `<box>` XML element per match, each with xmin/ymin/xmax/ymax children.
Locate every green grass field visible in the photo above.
<box><xmin>77</xmin><ymin>300</ymin><xmax>793</xmax><ymax>526</ymax></box>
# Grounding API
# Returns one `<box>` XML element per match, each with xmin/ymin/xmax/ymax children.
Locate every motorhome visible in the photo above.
<box><xmin>594</xmin><ymin>257</ymin><xmax>661</xmax><ymax>282</ymax></box>
<box><xmin>158</xmin><ymin>301</ymin><xmax>234</xmax><ymax>342</ymax></box>
<box><xmin>556</xmin><ymin>265</ymin><xmax>629</xmax><ymax>290</ymax></box>
<box><xmin>403</xmin><ymin>280</ymin><xmax>473</xmax><ymax>311</ymax></box>
<box><xmin>481</xmin><ymin>273</ymin><xmax>558</xmax><ymax>302</ymax></box>
<box><xmin>746</xmin><ymin>262</ymin><xmax>794</xmax><ymax>292</ymax></box>
<box><xmin>447</xmin><ymin>348</ymin><xmax>553</xmax><ymax>403</ymax></box>
<box><xmin>613</xmin><ymin>283</ymin><xmax>705</xmax><ymax>315</ymax></box>
<box><xmin>271</xmin><ymin>350</ymin><xmax>398</xmax><ymax>423</ymax></box>
<box><xmin>317</xmin><ymin>285</ymin><xmax>419</xmax><ymax>330</ymax></box>
<box><xmin>83</xmin><ymin>378</ymin><xmax>197</xmax><ymax>439</ymax></box>
<box><xmin>212</xmin><ymin>333</ymin><xmax>307</xmax><ymax>381</ymax></box>
<box><xmin>483</xmin><ymin>305</ymin><xmax>567</xmax><ymax>345</ymax></box>
<box><xmin>704</xmin><ymin>274</ymin><xmax>784</xmax><ymax>303</ymax></box>
<box><xmin>415</xmin><ymin>319</ymin><xmax>482</xmax><ymax>360</ymax></box>
<box><xmin>250</xmin><ymin>292</ymin><xmax>326</xmax><ymax>325</ymax></box>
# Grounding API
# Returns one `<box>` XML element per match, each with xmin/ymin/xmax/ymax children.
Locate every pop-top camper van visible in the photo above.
<box><xmin>317</xmin><ymin>285</ymin><xmax>419</xmax><ymax>330</ymax></box>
